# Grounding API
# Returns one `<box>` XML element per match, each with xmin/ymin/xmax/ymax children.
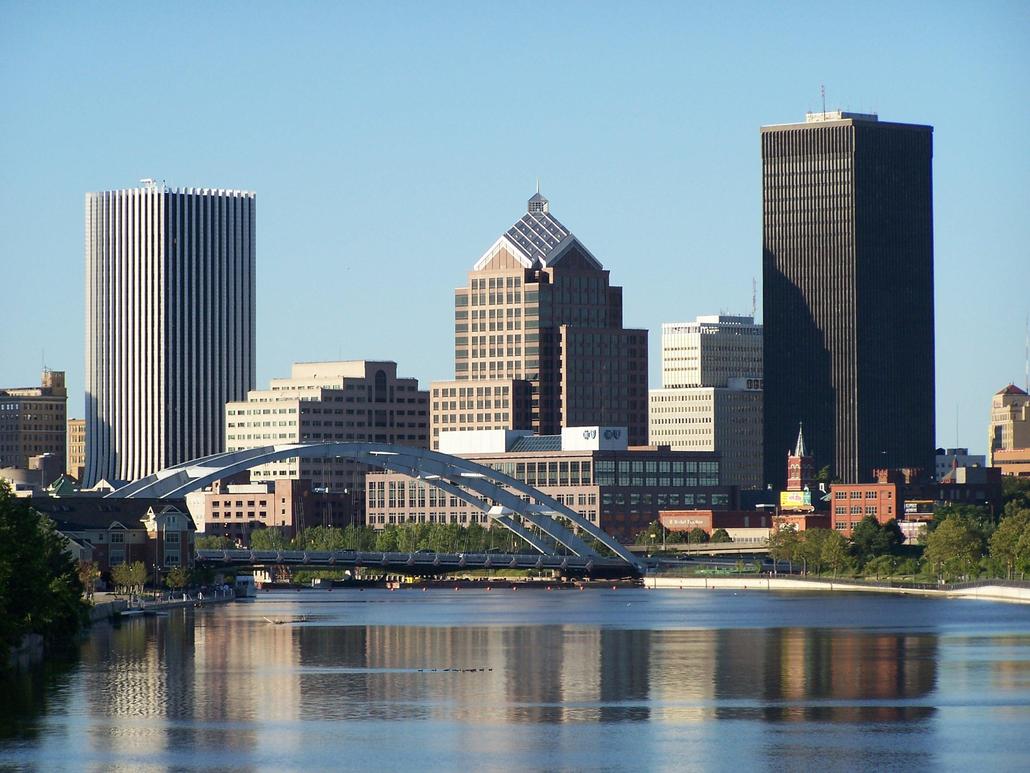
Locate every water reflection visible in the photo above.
<box><xmin>711</xmin><ymin>628</ymin><xmax>937</xmax><ymax>722</ymax></box>
<box><xmin>76</xmin><ymin>614</ymin><xmax>940</xmax><ymax>728</ymax></box>
<box><xmin>3</xmin><ymin>591</ymin><xmax>1030</xmax><ymax>771</ymax></box>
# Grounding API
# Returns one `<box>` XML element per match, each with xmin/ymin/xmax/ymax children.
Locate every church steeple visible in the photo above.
<box><xmin>786</xmin><ymin>422</ymin><xmax>815</xmax><ymax>491</ymax></box>
<box><xmin>794</xmin><ymin>423</ymin><xmax>808</xmax><ymax>457</ymax></box>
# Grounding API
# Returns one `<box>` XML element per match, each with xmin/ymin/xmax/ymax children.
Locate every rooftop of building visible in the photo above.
<box><xmin>761</xmin><ymin>111</ymin><xmax>932</xmax><ymax>132</ymax></box>
<box><xmin>472</xmin><ymin>191</ymin><xmax>604</xmax><ymax>272</ymax></box>
<box><xmin>662</xmin><ymin>315</ymin><xmax>760</xmax><ymax>331</ymax></box>
<box><xmin>89</xmin><ymin>181</ymin><xmax>255</xmax><ymax>197</ymax></box>
<box><xmin>996</xmin><ymin>383</ymin><xmax>1028</xmax><ymax>396</ymax></box>
<box><xmin>29</xmin><ymin>497</ymin><xmax>194</xmax><ymax>531</ymax></box>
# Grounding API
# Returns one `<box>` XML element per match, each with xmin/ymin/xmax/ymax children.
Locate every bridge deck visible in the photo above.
<box><xmin>195</xmin><ymin>549</ymin><xmax>641</xmax><ymax>579</ymax></box>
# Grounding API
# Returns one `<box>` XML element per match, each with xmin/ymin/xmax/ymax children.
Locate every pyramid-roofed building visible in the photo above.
<box><xmin>431</xmin><ymin>190</ymin><xmax>649</xmax><ymax>447</ymax></box>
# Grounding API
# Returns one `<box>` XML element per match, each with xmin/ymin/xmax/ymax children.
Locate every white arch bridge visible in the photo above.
<box><xmin>108</xmin><ymin>442</ymin><xmax>643</xmax><ymax>577</ymax></box>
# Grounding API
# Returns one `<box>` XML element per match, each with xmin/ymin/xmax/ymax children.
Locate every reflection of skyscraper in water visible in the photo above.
<box><xmin>191</xmin><ymin>611</ymin><xmax>301</xmax><ymax>749</ymax></box>
<box><xmin>599</xmin><ymin>629</ymin><xmax>651</xmax><ymax>722</ymax></box>
<box><xmin>559</xmin><ymin>629</ymin><xmax>602</xmax><ymax>723</ymax></box>
<box><xmin>711</xmin><ymin>628</ymin><xmax>938</xmax><ymax>723</ymax></box>
<box><xmin>645</xmin><ymin>630</ymin><xmax>718</xmax><ymax>724</ymax></box>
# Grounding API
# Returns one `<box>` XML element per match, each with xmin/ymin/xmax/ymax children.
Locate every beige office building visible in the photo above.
<box><xmin>225</xmin><ymin>361</ymin><xmax>428</xmax><ymax>518</ymax></box>
<box><xmin>0</xmin><ymin>370</ymin><xmax>68</xmax><ymax>470</ymax></box>
<box><xmin>660</xmin><ymin>316</ymin><xmax>763</xmax><ymax>388</ymax></box>
<box><xmin>188</xmin><ymin>478</ymin><xmax>353</xmax><ymax>542</ymax></box>
<box><xmin>988</xmin><ymin>384</ymin><xmax>1030</xmax><ymax>467</ymax></box>
<box><xmin>649</xmin><ymin>316</ymin><xmax>763</xmax><ymax>490</ymax></box>
<box><xmin>66</xmin><ymin>418</ymin><xmax>86</xmax><ymax>480</ymax></box>
<box><xmin>430</xmin><ymin>378</ymin><xmax>533</xmax><ymax>443</ymax></box>
<box><xmin>430</xmin><ymin>190</ymin><xmax>648</xmax><ymax>448</ymax></box>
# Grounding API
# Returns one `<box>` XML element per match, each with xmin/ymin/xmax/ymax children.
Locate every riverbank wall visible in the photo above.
<box><xmin>646</xmin><ymin>575</ymin><xmax>1030</xmax><ymax>604</ymax></box>
<box><xmin>90</xmin><ymin>599</ymin><xmax>127</xmax><ymax>621</ymax></box>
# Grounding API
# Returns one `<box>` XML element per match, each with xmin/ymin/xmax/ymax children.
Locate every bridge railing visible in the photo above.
<box><xmin>195</xmin><ymin>549</ymin><xmax>633</xmax><ymax>573</ymax></box>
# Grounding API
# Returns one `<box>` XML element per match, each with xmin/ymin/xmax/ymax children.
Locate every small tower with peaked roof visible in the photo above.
<box><xmin>527</xmin><ymin>185</ymin><xmax>549</xmax><ymax>214</ymax></box>
<box><xmin>786</xmin><ymin>423</ymin><xmax>815</xmax><ymax>491</ymax></box>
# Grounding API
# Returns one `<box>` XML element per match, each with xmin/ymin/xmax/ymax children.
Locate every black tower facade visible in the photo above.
<box><xmin>761</xmin><ymin>112</ymin><xmax>935</xmax><ymax>486</ymax></box>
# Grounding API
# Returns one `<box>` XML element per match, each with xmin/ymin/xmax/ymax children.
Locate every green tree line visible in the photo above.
<box><xmin>197</xmin><ymin>522</ymin><xmax>545</xmax><ymax>555</ymax></box>
<box><xmin>766</xmin><ymin>478</ymin><xmax>1030</xmax><ymax>583</ymax></box>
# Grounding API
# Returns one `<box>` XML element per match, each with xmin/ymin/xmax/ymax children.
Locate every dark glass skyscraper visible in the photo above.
<box><xmin>761</xmin><ymin>112</ymin><xmax>935</xmax><ymax>486</ymax></box>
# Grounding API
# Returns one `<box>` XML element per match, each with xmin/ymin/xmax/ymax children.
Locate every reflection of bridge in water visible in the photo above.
<box><xmin>196</xmin><ymin>548</ymin><xmax>640</xmax><ymax>579</ymax></box>
<box><xmin>109</xmin><ymin>441</ymin><xmax>644</xmax><ymax>578</ymax></box>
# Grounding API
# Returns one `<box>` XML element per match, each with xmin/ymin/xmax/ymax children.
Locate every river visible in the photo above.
<box><xmin>2</xmin><ymin>588</ymin><xmax>1030</xmax><ymax>771</ymax></box>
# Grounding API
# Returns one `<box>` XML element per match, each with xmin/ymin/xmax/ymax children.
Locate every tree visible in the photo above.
<box><xmin>165</xmin><ymin>566</ymin><xmax>190</xmax><ymax>590</ymax></box>
<box><xmin>110</xmin><ymin>563</ymin><xmax>133</xmax><ymax>595</ymax></box>
<box><xmin>250</xmin><ymin>527</ymin><xmax>289</xmax><ymax>550</ymax></box>
<box><xmin>820</xmin><ymin>530</ymin><xmax>852</xmax><ymax>577</ymax></box>
<box><xmin>931</xmin><ymin>504</ymin><xmax>994</xmax><ymax>538</ymax></box>
<box><xmin>924</xmin><ymin>517</ymin><xmax>983</xmax><ymax>582</ymax></box>
<box><xmin>195</xmin><ymin>534</ymin><xmax>233</xmax><ymax>550</ymax></box>
<box><xmin>850</xmin><ymin>516</ymin><xmax>902</xmax><ymax>567</ymax></box>
<box><xmin>687</xmin><ymin>527</ymin><xmax>710</xmax><ymax>545</ymax></box>
<box><xmin>119</xmin><ymin>561</ymin><xmax>148</xmax><ymax>595</ymax></box>
<box><xmin>0</xmin><ymin>482</ymin><xmax>88</xmax><ymax>652</ymax></box>
<box><xmin>374</xmin><ymin>525</ymin><xmax>399</xmax><ymax>553</ymax></box>
<box><xmin>989</xmin><ymin>507</ymin><xmax>1030</xmax><ymax>579</ymax></box>
<box><xmin>710</xmin><ymin>528</ymin><xmax>732</xmax><ymax>544</ymax></box>
<box><xmin>768</xmin><ymin>526</ymin><xmax>800</xmax><ymax>573</ymax></box>
<box><xmin>864</xmin><ymin>554</ymin><xmax>895</xmax><ymax>580</ymax></box>
<box><xmin>633</xmin><ymin>521</ymin><xmax>667</xmax><ymax>546</ymax></box>
<box><xmin>815</xmin><ymin>465</ymin><xmax>833</xmax><ymax>484</ymax></box>
<box><xmin>797</xmin><ymin>528</ymin><xmax>833</xmax><ymax>575</ymax></box>
<box><xmin>1002</xmin><ymin>476</ymin><xmax>1030</xmax><ymax>513</ymax></box>
<box><xmin>78</xmin><ymin>561</ymin><xmax>100</xmax><ymax>600</ymax></box>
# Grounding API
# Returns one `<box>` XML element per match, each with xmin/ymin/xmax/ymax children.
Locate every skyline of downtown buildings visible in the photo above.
<box><xmin>62</xmin><ymin>109</ymin><xmax>942</xmax><ymax>491</ymax></box>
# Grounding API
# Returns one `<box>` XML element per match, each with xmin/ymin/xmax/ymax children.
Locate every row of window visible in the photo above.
<box><xmin>834</xmin><ymin>490</ymin><xmax>892</xmax><ymax>499</ymax></box>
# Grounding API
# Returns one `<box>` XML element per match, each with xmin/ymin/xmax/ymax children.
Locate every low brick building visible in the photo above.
<box><xmin>30</xmin><ymin>496</ymin><xmax>195</xmax><ymax>578</ymax></box>
<box><xmin>190</xmin><ymin>478</ymin><xmax>353</xmax><ymax>543</ymax></box>
<box><xmin>366</xmin><ymin>427</ymin><xmax>735</xmax><ymax>542</ymax></box>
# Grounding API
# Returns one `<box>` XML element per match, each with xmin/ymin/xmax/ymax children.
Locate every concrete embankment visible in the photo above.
<box><xmin>90</xmin><ymin>599</ymin><xmax>127</xmax><ymax>621</ymax></box>
<box><xmin>646</xmin><ymin>575</ymin><xmax>1030</xmax><ymax>604</ymax></box>
<box><xmin>89</xmin><ymin>591</ymin><xmax>235</xmax><ymax>621</ymax></box>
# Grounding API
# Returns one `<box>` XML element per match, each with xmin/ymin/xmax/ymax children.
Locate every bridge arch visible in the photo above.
<box><xmin>108</xmin><ymin>442</ymin><xmax>641</xmax><ymax>570</ymax></box>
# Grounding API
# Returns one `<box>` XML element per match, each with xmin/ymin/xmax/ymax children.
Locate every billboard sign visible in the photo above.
<box><xmin>780</xmin><ymin>490</ymin><xmax>812</xmax><ymax>511</ymax></box>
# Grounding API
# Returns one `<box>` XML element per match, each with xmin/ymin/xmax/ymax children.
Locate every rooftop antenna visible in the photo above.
<box><xmin>751</xmin><ymin>277</ymin><xmax>757</xmax><ymax>319</ymax></box>
<box><xmin>1025</xmin><ymin>313</ymin><xmax>1029</xmax><ymax>393</ymax></box>
<box><xmin>821</xmin><ymin>84</ymin><xmax>826</xmax><ymax>117</ymax></box>
<box><xmin>536</xmin><ymin>177</ymin><xmax>540</xmax><ymax>194</ymax></box>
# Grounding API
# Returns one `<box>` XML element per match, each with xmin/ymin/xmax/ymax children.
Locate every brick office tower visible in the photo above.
<box><xmin>430</xmin><ymin>190</ymin><xmax>649</xmax><ymax>447</ymax></box>
<box><xmin>762</xmin><ymin>112</ymin><xmax>935</xmax><ymax>487</ymax></box>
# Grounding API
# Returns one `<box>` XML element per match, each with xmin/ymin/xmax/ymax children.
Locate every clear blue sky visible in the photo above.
<box><xmin>1</xmin><ymin>1</ymin><xmax>1027</xmax><ymax>456</ymax></box>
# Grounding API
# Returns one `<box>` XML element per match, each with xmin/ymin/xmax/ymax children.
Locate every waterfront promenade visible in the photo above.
<box><xmin>647</xmin><ymin>575</ymin><xmax>1030</xmax><ymax>603</ymax></box>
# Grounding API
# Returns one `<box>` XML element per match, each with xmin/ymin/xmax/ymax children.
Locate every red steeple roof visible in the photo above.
<box><xmin>996</xmin><ymin>384</ymin><xmax>1028</xmax><ymax>396</ymax></box>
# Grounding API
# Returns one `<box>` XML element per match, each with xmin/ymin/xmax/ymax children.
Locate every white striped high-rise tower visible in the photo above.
<box><xmin>85</xmin><ymin>182</ymin><xmax>256</xmax><ymax>485</ymax></box>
